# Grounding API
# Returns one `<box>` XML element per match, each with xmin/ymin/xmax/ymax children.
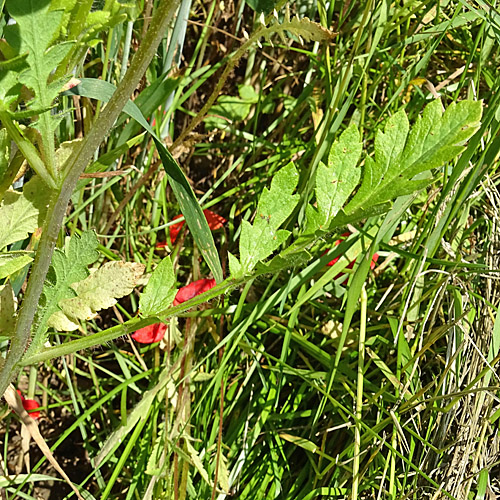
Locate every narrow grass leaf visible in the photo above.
<box><xmin>62</xmin><ymin>78</ymin><xmax>224</xmax><ymax>283</ymax></box>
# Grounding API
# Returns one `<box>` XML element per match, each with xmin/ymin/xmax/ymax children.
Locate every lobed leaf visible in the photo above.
<box><xmin>307</xmin><ymin>124</ymin><xmax>362</xmax><ymax>232</ymax></box>
<box><xmin>5</xmin><ymin>0</ymin><xmax>73</xmax><ymax>120</ymax></box>
<box><xmin>48</xmin><ymin>261</ymin><xmax>145</xmax><ymax>332</ymax></box>
<box><xmin>345</xmin><ymin>99</ymin><xmax>482</xmax><ymax>214</ymax></box>
<box><xmin>26</xmin><ymin>231</ymin><xmax>100</xmax><ymax>355</ymax></box>
<box><xmin>232</xmin><ymin>162</ymin><xmax>300</xmax><ymax>276</ymax></box>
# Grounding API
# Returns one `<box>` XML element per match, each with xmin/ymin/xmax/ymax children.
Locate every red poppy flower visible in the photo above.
<box><xmin>173</xmin><ymin>278</ymin><xmax>216</xmax><ymax>306</ymax></box>
<box><xmin>323</xmin><ymin>232</ymin><xmax>379</xmax><ymax>282</ymax></box>
<box><xmin>16</xmin><ymin>390</ymin><xmax>41</xmax><ymax>419</ymax></box>
<box><xmin>168</xmin><ymin>209</ymin><xmax>227</xmax><ymax>245</ymax></box>
<box><xmin>131</xmin><ymin>323</ymin><xmax>168</xmax><ymax>344</ymax></box>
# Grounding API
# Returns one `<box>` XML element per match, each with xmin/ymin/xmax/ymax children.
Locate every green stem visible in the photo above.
<box><xmin>0</xmin><ymin>0</ymin><xmax>181</xmax><ymax>398</ymax></box>
<box><xmin>352</xmin><ymin>284</ymin><xmax>367</xmax><ymax>500</ymax></box>
<box><xmin>18</xmin><ymin>278</ymin><xmax>242</xmax><ymax>366</ymax></box>
<box><xmin>0</xmin><ymin>109</ymin><xmax>57</xmax><ymax>189</ymax></box>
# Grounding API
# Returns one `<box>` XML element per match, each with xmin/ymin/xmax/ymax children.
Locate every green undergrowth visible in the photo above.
<box><xmin>1</xmin><ymin>1</ymin><xmax>500</xmax><ymax>500</ymax></box>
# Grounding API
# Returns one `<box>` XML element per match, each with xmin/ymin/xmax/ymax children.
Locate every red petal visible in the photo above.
<box><xmin>16</xmin><ymin>389</ymin><xmax>25</xmax><ymax>402</ymax></box>
<box><xmin>22</xmin><ymin>399</ymin><xmax>40</xmax><ymax>419</ymax></box>
<box><xmin>169</xmin><ymin>215</ymin><xmax>185</xmax><ymax>244</ymax></box>
<box><xmin>323</xmin><ymin>233</ymin><xmax>350</xmax><ymax>266</ymax></box>
<box><xmin>203</xmin><ymin>209</ymin><xmax>227</xmax><ymax>231</ymax></box>
<box><xmin>325</xmin><ymin>255</ymin><xmax>340</xmax><ymax>267</ymax></box>
<box><xmin>323</xmin><ymin>233</ymin><xmax>378</xmax><ymax>283</ymax></box>
<box><xmin>131</xmin><ymin>323</ymin><xmax>167</xmax><ymax>344</ymax></box>
<box><xmin>155</xmin><ymin>241</ymin><xmax>168</xmax><ymax>249</ymax></box>
<box><xmin>173</xmin><ymin>278</ymin><xmax>216</xmax><ymax>306</ymax></box>
<box><xmin>169</xmin><ymin>209</ymin><xmax>227</xmax><ymax>245</ymax></box>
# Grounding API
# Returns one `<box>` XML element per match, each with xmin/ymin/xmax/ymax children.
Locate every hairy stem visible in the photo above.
<box><xmin>0</xmin><ymin>0</ymin><xmax>181</xmax><ymax>397</ymax></box>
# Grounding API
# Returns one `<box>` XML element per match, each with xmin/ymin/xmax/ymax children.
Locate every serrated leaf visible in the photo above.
<box><xmin>0</xmin><ymin>51</ymin><xmax>29</xmax><ymax>72</ymax></box>
<box><xmin>0</xmin><ymin>253</ymin><xmax>33</xmax><ymax>279</ymax></box>
<box><xmin>237</xmin><ymin>162</ymin><xmax>299</xmax><ymax>275</ymax></box>
<box><xmin>0</xmin><ymin>283</ymin><xmax>16</xmax><ymax>334</ymax></box>
<box><xmin>0</xmin><ymin>40</ymin><xmax>28</xmax><ymax>101</ymax></box>
<box><xmin>312</xmin><ymin>124</ymin><xmax>362</xmax><ymax>229</ymax></box>
<box><xmin>5</xmin><ymin>0</ymin><xmax>73</xmax><ymax>173</ymax></box>
<box><xmin>27</xmin><ymin>231</ymin><xmax>100</xmax><ymax>354</ymax></box>
<box><xmin>345</xmin><ymin>99</ymin><xmax>482</xmax><ymax>214</ymax></box>
<box><xmin>0</xmin><ymin>176</ymin><xmax>51</xmax><ymax>250</ymax></box>
<box><xmin>271</xmin><ymin>17</ymin><xmax>336</xmax><ymax>43</ymax></box>
<box><xmin>184</xmin><ymin>439</ymin><xmax>212</xmax><ymax>487</ymax></box>
<box><xmin>228</xmin><ymin>252</ymin><xmax>243</xmax><ymax>277</ymax></box>
<box><xmin>5</xmin><ymin>1</ymin><xmax>72</xmax><ymax>111</ymax></box>
<box><xmin>48</xmin><ymin>261</ymin><xmax>145</xmax><ymax>331</ymax></box>
<box><xmin>139</xmin><ymin>257</ymin><xmax>177</xmax><ymax>317</ymax></box>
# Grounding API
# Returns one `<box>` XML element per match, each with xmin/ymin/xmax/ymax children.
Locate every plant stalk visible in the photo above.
<box><xmin>352</xmin><ymin>284</ymin><xmax>367</xmax><ymax>500</ymax></box>
<box><xmin>0</xmin><ymin>0</ymin><xmax>181</xmax><ymax>397</ymax></box>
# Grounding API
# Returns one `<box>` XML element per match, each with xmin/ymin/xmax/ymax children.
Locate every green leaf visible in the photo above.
<box><xmin>139</xmin><ymin>256</ymin><xmax>177</xmax><ymax>317</ymax></box>
<box><xmin>245</xmin><ymin>0</ymin><xmax>276</xmax><ymax>14</ymax></box>
<box><xmin>0</xmin><ymin>176</ymin><xmax>51</xmax><ymax>250</ymax></box>
<box><xmin>0</xmin><ymin>39</ymin><xmax>28</xmax><ymax>101</ymax></box>
<box><xmin>5</xmin><ymin>0</ymin><xmax>73</xmax><ymax>143</ymax></box>
<box><xmin>264</xmin><ymin>15</ymin><xmax>336</xmax><ymax>44</ymax></box>
<box><xmin>62</xmin><ymin>78</ymin><xmax>224</xmax><ymax>283</ymax></box>
<box><xmin>0</xmin><ymin>51</ymin><xmax>28</xmax><ymax>72</ymax></box>
<box><xmin>27</xmin><ymin>231</ymin><xmax>100</xmax><ymax>354</ymax></box>
<box><xmin>345</xmin><ymin>99</ymin><xmax>482</xmax><ymax>214</ymax></box>
<box><xmin>48</xmin><ymin>261</ymin><xmax>145</xmax><ymax>332</ymax></box>
<box><xmin>205</xmin><ymin>85</ymin><xmax>259</xmax><ymax>131</ymax></box>
<box><xmin>308</xmin><ymin>124</ymin><xmax>362</xmax><ymax>230</ymax></box>
<box><xmin>0</xmin><ymin>283</ymin><xmax>16</xmax><ymax>335</ymax></box>
<box><xmin>232</xmin><ymin>162</ymin><xmax>300</xmax><ymax>276</ymax></box>
<box><xmin>116</xmin><ymin>75</ymin><xmax>180</xmax><ymax>145</ymax></box>
<box><xmin>0</xmin><ymin>252</ymin><xmax>33</xmax><ymax>279</ymax></box>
